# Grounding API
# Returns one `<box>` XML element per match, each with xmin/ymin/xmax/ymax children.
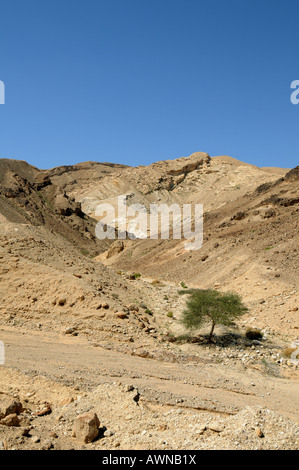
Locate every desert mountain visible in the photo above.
<box><xmin>85</xmin><ymin>153</ymin><xmax>297</xmax><ymax>337</ymax></box>
<box><xmin>59</xmin><ymin>152</ymin><xmax>290</xmax><ymax>215</ymax></box>
<box><xmin>0</xmin><ymin>152</ymin><xmax>298</xmax><ymax>450</ymax></box>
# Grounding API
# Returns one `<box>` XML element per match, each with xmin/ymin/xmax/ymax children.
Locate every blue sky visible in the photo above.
<box><xmin>0</xmin><ymin>0</ymin><xmax>298</xmax><ymax>169</ymax></box>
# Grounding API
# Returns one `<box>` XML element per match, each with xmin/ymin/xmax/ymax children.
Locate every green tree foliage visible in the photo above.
<box><xmin>180</xmin><ymin>289</ymin><xmax>248</xmax><ymax>342</ymax></box>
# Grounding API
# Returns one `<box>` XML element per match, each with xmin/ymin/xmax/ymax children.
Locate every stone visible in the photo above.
<box><xmin>233</xmin><ymin>211</ymin><xmax>247</xmax><ymax>221</ymax></box>
<box><xmin>208</xmin><ymin>423</ymin><xmax>224</xmax><ymax>433</ymax></box>
<box><xmin>0</xmin><ymin>413</ymin><xmax>20</xmax><ymax>427</ymax></box>
<box><xmin>0</xmin><ymin>441</ymin><xmax>7</xmax><ymax>450</ymax></box>
<box><xmin>264</xmin><ymin>209</ymin><xmax>276</xmax><ymax>218</ymax></box>
<box><xmin>72</xmin><ymin>412</ymin><xmax>100</xmax><ymax>443</ymax></box>
<box><xmin>116</xmin><ymin>312</ymin><xmax>128</xmax><ymax>319</ymax></box>
<box><xmin>64</xmin><ymin>327</ymin><xmax>76</xmax><ymax>335</ymax></box>
<box><xmin>195</xmin><ymin>425</ymin><xmax>206</xmax><ymax>435</ymax></box>
<box><xmin>255</xmin><ymin>427</ymin><xmax>264</xmax><ymax>438</ymax></box>
<box><xmin>59</xmin><ymin>397</ymin><xmax>74</xmax><ymax>406</ymax></box>
<box><xmin>20</xmin><ymin>427</ymin><xmax>31</xmax><ymax>437</ymax></box>
<box><xmin>34</xmin><ymin>404</ymin><xmax>52</xmax><ymax>416</ymax></box>
<box><xmin>127</xmin><ymin>304</ymin><xmax>139</xmax><ymax>312</ymax></box>
<box><xmin>0</xmin><ymin>399</ymin><xmax>23</xmax><ymax>420</ymax></box>
<box><xmin>159</xmin><ymin>424</ymin><xmax>168</xmax><ymax>432</ymax></box>
<box><xmin>41</xmin><ymin>440</ymin><xmax>54</xmax><ymax>450</ymax></box>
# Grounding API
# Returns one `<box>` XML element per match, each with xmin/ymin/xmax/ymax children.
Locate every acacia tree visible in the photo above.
<box><xmin>180</xmin><ymin>289</ymin><xmax>248</xmax><ymax>342</ymax></box>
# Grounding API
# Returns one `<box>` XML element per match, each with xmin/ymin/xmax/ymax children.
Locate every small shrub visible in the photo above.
<box><xmin>145</xmin><ymin>308</ymin><xmax>153</xmax><ymax>315</ymax></box>
<box><xmin>165</xmin><ymin>333</ymin><xmax>177</xmax><ymax>343</ymax></box>
<box><xmin>180</xmin><ymin>282</ymin><xmax>188</xmax><ymax>289</ymax></box>
<box><xmin>80</xmin><ymin>248</ymin><xmax>90</xmax><ymax>257</ymax></box>
<box><xmin>245</xmin><ymin>328</ymin><xmax>264</xmax><ymax>340</ymax></box>
<box><xmin>167</xmin><ymin>311</ymin><xmax>174</xmax><ymax>318</ymax></box>
<box><xmin>131</xmin><ymin>272</ymin><xmax>141</xmax><ymax>279</ymax></box>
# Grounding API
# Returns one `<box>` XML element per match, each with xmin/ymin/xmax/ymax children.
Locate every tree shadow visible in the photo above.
<box><xmin>175</xmin><ymin>331</ymin><xmax>265</xmax><ymax>349</ymax></box>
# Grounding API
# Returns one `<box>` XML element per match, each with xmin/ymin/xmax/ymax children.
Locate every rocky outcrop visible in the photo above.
<box><xmin>54</xmin><ymin>193</ymin><xmax>84</xmax><ymax>217</ymax></box>
<box><xmin>285</xmin><ymin>165</ymin><xmax>299</xmax><ymax>181</ymax></box>
<box><xmin>106</xmin><ymin>240</ymin><xmax>125</xmax><ymax>259</ymax></box>
<box><xmin>166</xmin><ymin>152</ymin><xmax>211</xmax><ymax>176</ymax></box>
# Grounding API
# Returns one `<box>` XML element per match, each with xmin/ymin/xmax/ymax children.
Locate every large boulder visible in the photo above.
<box><xmin>72</xmin><ymin>411</ymin><xmax>100</xmax><ymax>443</ymax></box>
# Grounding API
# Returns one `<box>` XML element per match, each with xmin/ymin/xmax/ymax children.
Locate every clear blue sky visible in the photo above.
<box><xmin>0</xmin><ymin>0</ymin><xmax>298</xmax><ymax>169</ymax></box>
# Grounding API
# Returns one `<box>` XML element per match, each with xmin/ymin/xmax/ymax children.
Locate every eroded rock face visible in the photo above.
<box><xmin>106</xmin><ymin>240</ymin><xmax>125</xmax><ymax>259</ymax></box>
<box><xmin>54</xmin><ymin>193</ymin><xmax>84</xmax><ymax>217</ymax></box>
<box><xmin>0</xmin><ymin>158</ymin><xmax>105</xmax><ymax>257</ymax></box>
<box><xmin>166</xmin><ymin>152</ymin><xmax>211</xmax><ymax>176</ymax></box>
<box><xmin>147</xmin><ymin>152</ymin><xmax>211</xmax><ymax>192</ymax></box>
<box><xmin>0</xmin><ymin>171</ymin><xmax>30</xmax><ymax>198</ymax></box>
<box><xmin>32</xmin><ymin>174</ymin><xmax>52</xmax><ymax>191</ymax></box>
<box><xmin>285</xmin><ymin>165</ymin><xmax>299</xmax><ymax>181</ymax></box>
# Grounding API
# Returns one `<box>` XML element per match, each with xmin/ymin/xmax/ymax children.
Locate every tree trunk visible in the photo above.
<box><xmin>208</xmin><ymin>320</ymin><xmax>215</xmax><ymax>342</ymax></box>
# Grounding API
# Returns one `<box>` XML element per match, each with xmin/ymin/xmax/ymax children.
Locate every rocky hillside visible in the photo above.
<box><xmin>64</xmin><ymin>151</ymin><xmax>297</xmax><ymax>338</ymax></box>
<box><xmin>0</xmin><ymin>152</ymin><xmax>298</xmax><ymax>451</ymax></box>
<box><xmin>0</xmin><ymin>159</ymin><xmax>111</xmax><ymax>257</ymax></box>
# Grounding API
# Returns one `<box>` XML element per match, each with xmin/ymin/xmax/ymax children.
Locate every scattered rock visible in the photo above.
<box><xmin>34</xmin><ymin>404</ymin><xmax>52</xmax><ymax>417</ymax></box>
<box><xmin>0</xmin><ymin>413</ymin><xmax>20</xmax><ymax>427</ymax></box>
<box><xmin>72</xmin><ymin>412</ymin><xmax>100</xmax><ymax>444</ymax></box>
